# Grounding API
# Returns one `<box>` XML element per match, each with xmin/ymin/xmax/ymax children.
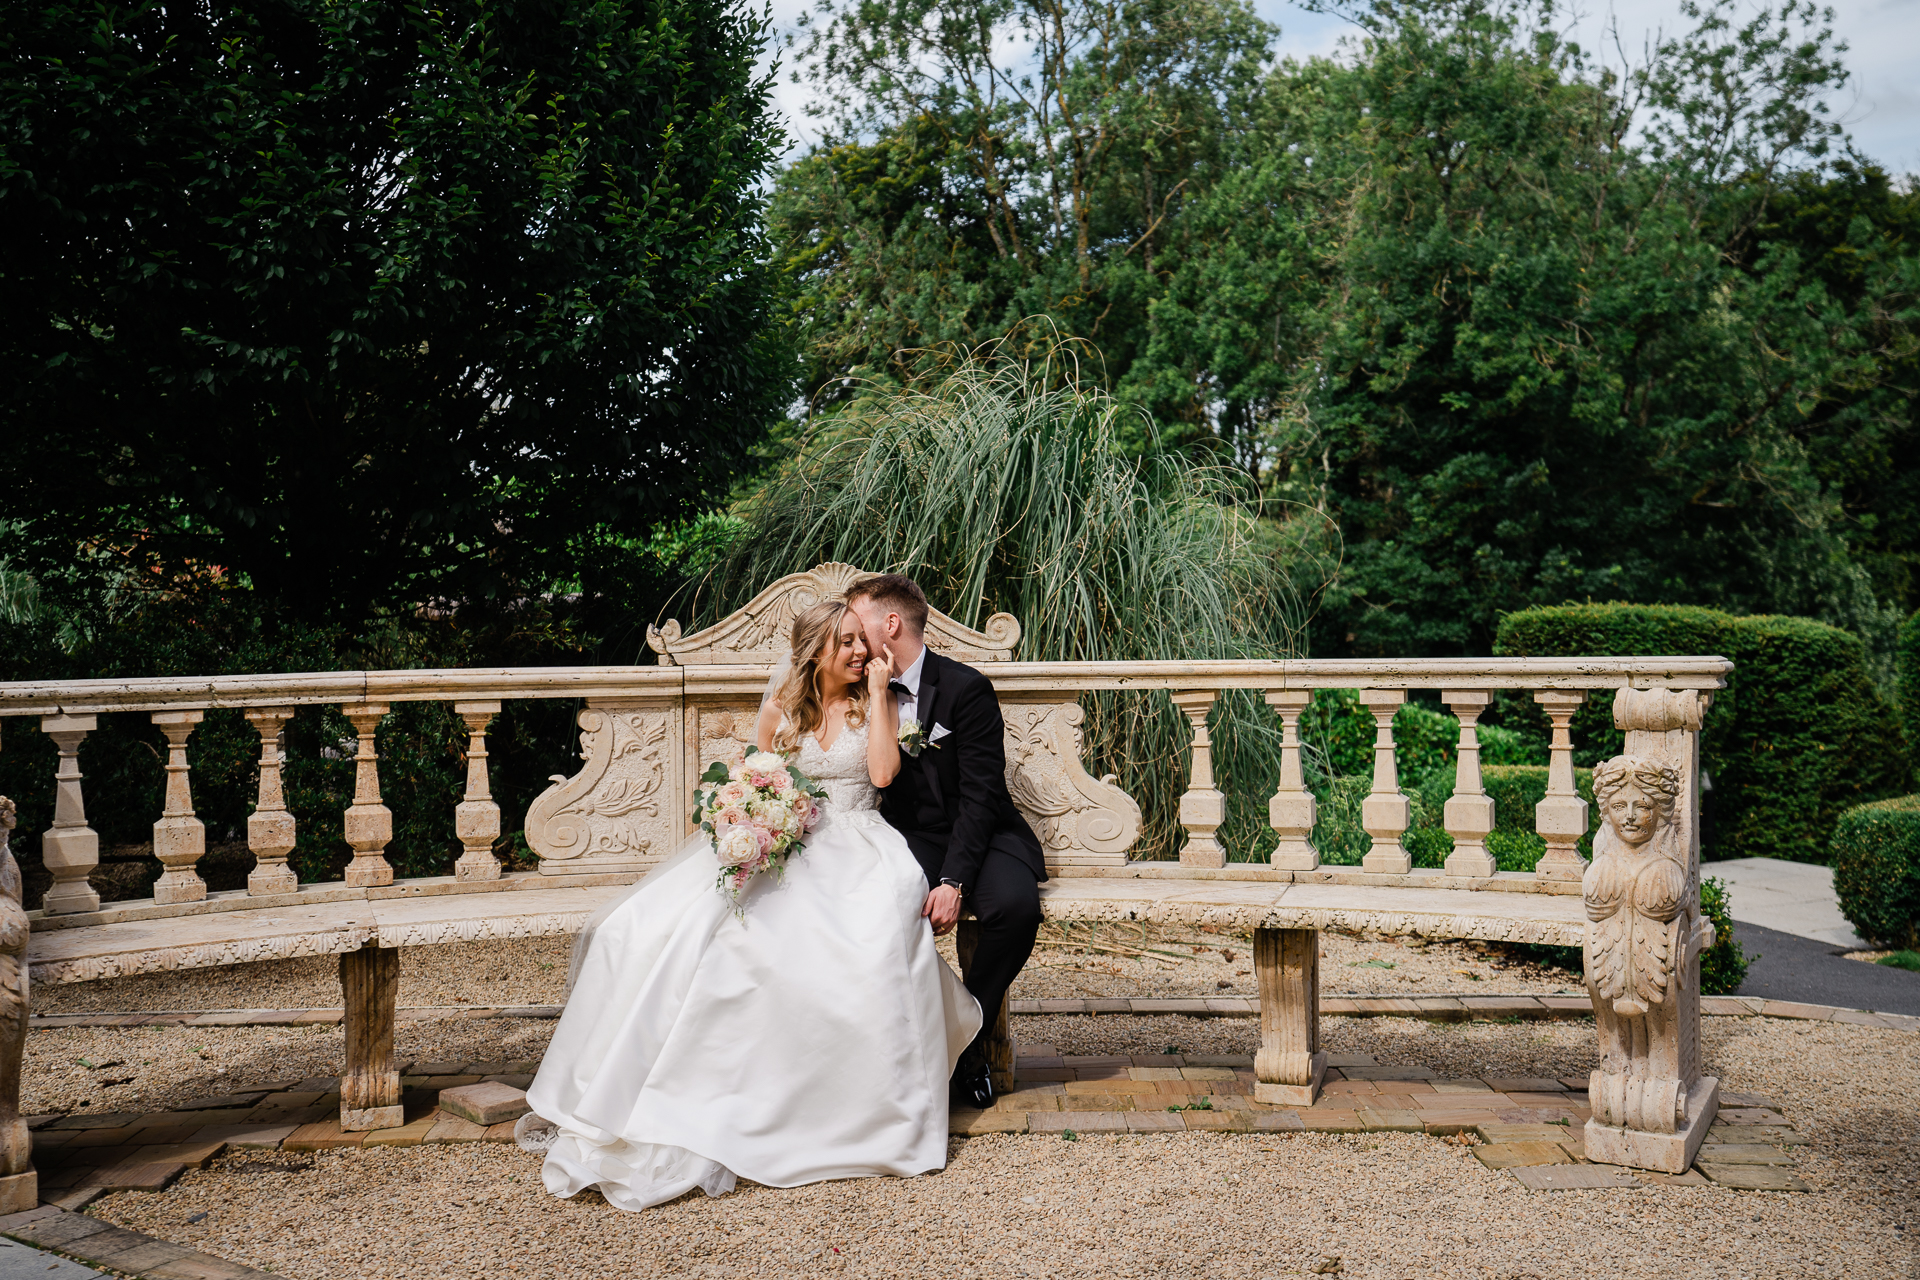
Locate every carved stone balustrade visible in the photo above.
<box><xmin>0</xmin><ymin>562</ymin><xmax>1733</xmax><ymax>1179</ymax></box>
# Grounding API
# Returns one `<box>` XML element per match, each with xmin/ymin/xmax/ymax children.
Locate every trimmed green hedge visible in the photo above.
<box><xmin>1699</xmin><ymin>876</ymin><xmax>1751</xmax><ymax>995</ymax></box>
<box><xmin>1496</xmin><ymin>603</ymin><xmax>1910</xmax><ymax>863</ymax></box>
<box><xmin>1832</xmin><ymin>795</ymin><xmax>1920</xmax><ymax>949</ymax></box>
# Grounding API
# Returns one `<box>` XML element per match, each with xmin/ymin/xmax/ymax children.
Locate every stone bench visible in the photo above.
<box><xmin>0</xmin><ymin>560</ymin><xmax>1732</xmax><ymax>1211</ymax></box>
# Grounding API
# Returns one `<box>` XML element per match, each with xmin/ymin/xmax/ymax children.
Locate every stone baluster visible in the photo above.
<box><xmin>39</xmin><ymin>715</ymin><xmax>101</xmax><ymax>915</ymax></box>
<box><xmin>1170</xmin><ymin>691</ymin><xmax>1225</xmax><ymax>868</ymax></box>
<box><xmin>342</xmin><ymin>703</ymin><xmax>394</xmax><ymax>888</ymax></box>
<box><xmin>1533</xmin><ymin>690</ymin><xmax>1589</xmax><ymax>882</ymax></box>
<box><xmin>245</xmin><ymin>708</ymin><xmax>298</xmax><ymax>896</ymax></box>
<box><xmin>1442</xmin><ymin>690</ymin><xmax>1497</xmax><ymax>878</ymax></box>
<box><xmin>454</xmin><ymin>701</ymin><xmax>503</xmax><ymax>881</ymax></box>
<box><xmin>1264</xmin><ymin>691</ymin><xmax>1317</xmax><ymax>871</ymax></box>
<box><xmin>150</xmin><ymin>711</ymin><xmax>207</xmax><ymax>905</ymax></box>
<box><xmin>1359</xmin><ymin>690</ymin><xmax>1410</xmax><ymax>873</ymax></box>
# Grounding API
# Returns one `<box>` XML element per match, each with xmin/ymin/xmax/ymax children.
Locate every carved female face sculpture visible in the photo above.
<box><xmin>1604</xmin><ymin>784</ymin><xmax>1659</xmax><ymax>846</ymax></box>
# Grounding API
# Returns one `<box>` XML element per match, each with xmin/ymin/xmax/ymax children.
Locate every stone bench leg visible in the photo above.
<box><xmin>955</xmin><ymin>920</ymin><xmax>1017</xmax><ymax>1095</ymax></box>
<box><xmin>340</xmin><ymin>943</ymin><xmax>403</xmax><ymax>1131</ymax></box>
<box><xmin>1253</xmin><ymin>926</ymin><xmax>1325</xmax><ymax>1106</ymax></box>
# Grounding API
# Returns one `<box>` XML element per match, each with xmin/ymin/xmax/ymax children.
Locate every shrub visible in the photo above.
<box><xmin>1699</xmin><ymin>876</ymin><xmax>1750</xmax><ymax>994</ymax></box>
<box><xmin>1496</xmin><ymin>603</ymin><xmax>1910</xmax><ymax>863</ymax></box>
<box><xmin>1831</xmin><ymin>795</ymin><xmax>1920</xmax><ymax>949</ymax></box>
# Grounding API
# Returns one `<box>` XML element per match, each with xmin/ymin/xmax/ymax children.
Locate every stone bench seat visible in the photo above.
<box><xmin>25</xmin><ymin>873</ymin><xmax>1586</xmax><ymax>1147</ymax></box>
<box><xmin>25</xmin><ymin>875</ymin><xmax>1584</xmax><ymax>987</ymax></box>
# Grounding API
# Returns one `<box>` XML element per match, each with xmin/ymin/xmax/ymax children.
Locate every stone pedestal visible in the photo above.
<box><xmin>1585</xmin><ymin>1077</ymin><xmax>1719</xmax><ymax>1174</ymax></box>
<box><xmin>1253</xmin><ymin>927</ymin><xmax>1325</xmax><ymax>1105</ymax></box>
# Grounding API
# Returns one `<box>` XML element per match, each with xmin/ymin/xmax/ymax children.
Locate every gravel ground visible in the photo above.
<box><xmin>39</xmin><ymin>924</ymin><xmax>1917</xmax><ymax>1278</ymax></box>
<box><xmin>23</xmin><ymin>1018</ymin><xmax>558</xmax><ymax>1116</ymax></box>
<box><xmin>29</xmin><ymin>925</ymin><xmax>1576</xmax><ymax>1016</ymax></box>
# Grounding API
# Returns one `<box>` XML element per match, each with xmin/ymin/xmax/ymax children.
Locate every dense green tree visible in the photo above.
<box><xmin>772</xmin><ymin>0</ymin><xmax>1920</xmax><ymax>660</ymax></box>
<box><xmin>1</xmin><ymin>0</ymin><xmax>792</xmax><ymax>623</ymax></box>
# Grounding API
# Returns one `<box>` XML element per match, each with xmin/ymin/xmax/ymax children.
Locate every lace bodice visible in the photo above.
<box><xmin>794</xmin><ymin>720</ymin><xmax>880</xmax><ymax>814</ymax></box>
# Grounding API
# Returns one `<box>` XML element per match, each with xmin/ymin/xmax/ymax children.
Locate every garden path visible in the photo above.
<box><xmin>1707</xmin><ymin>857</ymin><xmax>1864</xmax><ymax>948</ymax></box>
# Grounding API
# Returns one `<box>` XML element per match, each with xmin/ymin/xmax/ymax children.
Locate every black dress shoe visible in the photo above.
<box><xmin>951</xmin><ymin>1065</ymin><xmax>995</xmax><ymax>1111</ymax></box>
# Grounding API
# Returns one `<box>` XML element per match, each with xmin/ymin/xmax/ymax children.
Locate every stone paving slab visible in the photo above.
<box><xmin>0</xmin><ymin>1231</ymin><xmax>104</xmax><ymax>1277</ymax></box>
<box><xmin>0</xmin><ymin>1206</ymin><xmax>271</xmax><ymax>1278</ymax></box>
<box><xmin>1510</xmin><ymin>1165</ymin><xmax>1642</xmax><ymax>1190</ymax></box>
<box><xmin>1695</xmin><ymin>1163</ymin><xmax>1813</xmax><ymax>1191</ymax></box>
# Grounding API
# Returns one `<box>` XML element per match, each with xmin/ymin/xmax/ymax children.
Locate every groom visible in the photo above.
<box><xmin>845</xmin><ymin>574</ymin><xmax>1046</xmax><ymax>1111</ymax></box>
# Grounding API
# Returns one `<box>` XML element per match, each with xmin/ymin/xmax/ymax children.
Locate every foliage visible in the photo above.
<box><xmin>1831</xmin><ymin>794</ymin><xmax>1920</xmax><ymax>949</ymax></box>
<box><xmin>1699</xmin><ymin>875</ymin><xmax>1751</xmax><ymax>995</ymax></box>
<box><xmin>1877</xmin><ymin>950</ymin><xmax>1920</xmax><ymax>972</ymax></box>
<box><xmin>0</xmin><ymin>0</ymin><xmax>793</xmax><ymax>625</ymax></box>
<box><xmin>1497</xmin><ymin>602</ymin><xmax>1910</xmax><ymax>862</ymax></box>
<box><xmin>697</xmin><ymin>352</ymin><xmax>1325</xmax><ymax>859</ymax></box>
<box><xmin>0</xmin><ymin>595</ymin><xmax>582</xmax><ymax>895</ymax></box>
<box><xmin>772</xmin><ymin>0</ymin><xmax>1920</xmax><ymax>658</ymax></box>
<box><xmin>1901</xmin><ymin>610</ymin><xmax>1920</xmax><ymax>779</ymax></box>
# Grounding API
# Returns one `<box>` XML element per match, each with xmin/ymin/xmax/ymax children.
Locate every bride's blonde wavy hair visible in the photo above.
<box><xmin>771</xmin><ymin>600</ymin><xmax>870</xmax><ymax>753</ymax></box>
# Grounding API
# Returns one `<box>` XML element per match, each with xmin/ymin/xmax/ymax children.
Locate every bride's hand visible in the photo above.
<box><xmin>866</xmin><ymin>643</ymin><xmax>895</xmax><ymax>700</ymax></box>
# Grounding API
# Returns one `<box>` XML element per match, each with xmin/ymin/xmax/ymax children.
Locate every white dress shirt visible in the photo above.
<box><xmin>892</xmin><ymin>645</ymin><xmax>928</xmax><ymax>727</ymax></box>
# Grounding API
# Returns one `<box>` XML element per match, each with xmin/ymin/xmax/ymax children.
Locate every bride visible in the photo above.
<box><xmin>518</xmin><ymin>599</ymin><xmax>983</xmax><ymax>1211</ymax></box>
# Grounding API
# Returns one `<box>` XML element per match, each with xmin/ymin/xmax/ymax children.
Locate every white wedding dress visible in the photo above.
<box><xmin>520</xmin><ymin>720</ymin><xmax>982</xmax><ymax>1211</ymax></box>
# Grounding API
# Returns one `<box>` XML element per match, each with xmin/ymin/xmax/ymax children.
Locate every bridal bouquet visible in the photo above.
<box><xmin>694</xmin><ymin>752</ymin><xmax>828</xmax><ymax>911</ymax></box>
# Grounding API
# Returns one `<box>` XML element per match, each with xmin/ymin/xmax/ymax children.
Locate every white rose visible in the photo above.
<box><xmin>714</xmin><ymin>824</ymin><xmax>761</xmax><ymax>868</ymax></box>
<box><xmin>744</xmin><ymin>751</ymin><xmax>785</xmax><ymax>773</ymax></box>
<box><xmin>755</xmin><ymin>800</ymin><xmax>793</xmax><ymax>832</ymax></box>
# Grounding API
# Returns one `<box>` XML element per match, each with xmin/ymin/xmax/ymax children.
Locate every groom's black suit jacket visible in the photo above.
<box><xmin>879</xmin><ymin>650</ymin><xmax>1047</xmax><ymax>896</ymax></box>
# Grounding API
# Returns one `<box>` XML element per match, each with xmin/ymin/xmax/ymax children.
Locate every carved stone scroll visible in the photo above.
<box><xmin>453</xmin><ymin>702</ymin><xmax>502</xmax><ymax>882</ymax></box>
<box><xmin>151</xmin><ymin>710</ymin><xmax>208</xmax><ymax>905</ymax></box>
<box><xmin>244</xmin><ymin>708</ymin><xmax>298</xmax><ymax>897</ymax></box>
<box><xmin>1253</xmin><ymin>926</ymin><xmax>1324</xmax><ymax>1105</ymax></box>
<box><xmin>1582</xmin><ymin>687</ymin><xmax>1718</xmax><ymax>1175</ymax></box>
<box><xmin>1000</xmin><ymin>698</ymin><xmax>1141</xmax><ymax>866</ymax></box>
<box><xmin>0</xmin><ymin>798</ymin><xmax>37</xmax><ymax>1212</ymax></box>
<box><xmin>39</xmin><ymin>714</ymin><xmax>101</xmax><ymax>916</ymax></box>
<box><xmin>646</xmin><ymin>562</ymin><xmax>1021</xmax><ymax>666</ymax></box>
<box><xmin>526</xmin><ymin>699</ymin><xmax>684</xmax><ymax>875</ymax></box>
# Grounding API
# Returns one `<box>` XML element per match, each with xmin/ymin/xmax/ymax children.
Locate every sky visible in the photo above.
<box><xmin>760</xmin><ymin>0</ymin><xmax>1920</xmax><ymax>175</ymax></box>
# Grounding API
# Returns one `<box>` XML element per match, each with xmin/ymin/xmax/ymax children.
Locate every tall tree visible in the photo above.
<box><xmin>1</xmin><ymin>0</ymin><xmax>792</xmax><ymax>622</ymax></box>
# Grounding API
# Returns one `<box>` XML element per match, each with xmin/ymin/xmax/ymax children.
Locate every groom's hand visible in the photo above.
<box><xmin>923</xmin><ymin>884</ymin><xmax>962</xmax><ymax>936</ymax></box>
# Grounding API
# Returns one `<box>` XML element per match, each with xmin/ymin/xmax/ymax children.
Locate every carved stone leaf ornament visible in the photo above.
<box><xmin>524</xmin><ymin>705</ymin><xmax>680</xmax><ymax>875</ymax></box>
<box><xmin>1001</xmin><ymin>701</ymin><xmax>1140</xmax><ymax>861</ymax></box>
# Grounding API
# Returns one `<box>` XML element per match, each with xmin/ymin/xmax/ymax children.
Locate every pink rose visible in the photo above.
<box><xmin>717</xmin><ymin>781</ymin><xmax>748</xmax><ymax>807</ymax></box>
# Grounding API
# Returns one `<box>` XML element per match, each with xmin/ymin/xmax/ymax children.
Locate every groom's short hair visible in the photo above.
<box><xmin>846</xmin><ymin>574</ymin><xmax>930</xmax><ymax>635</ymax></box>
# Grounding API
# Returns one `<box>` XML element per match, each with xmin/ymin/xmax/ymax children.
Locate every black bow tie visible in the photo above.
<box><xmin>888</xmin><ymin>681</ymin><xmax>911</xmax><ymax>697</ymax></box>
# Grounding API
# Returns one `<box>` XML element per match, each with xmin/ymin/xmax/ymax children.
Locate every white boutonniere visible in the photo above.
<box><xmin>898</xmin><ymin>717</ymin><xmax>935</xmax><ymax>758</ymax></box>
